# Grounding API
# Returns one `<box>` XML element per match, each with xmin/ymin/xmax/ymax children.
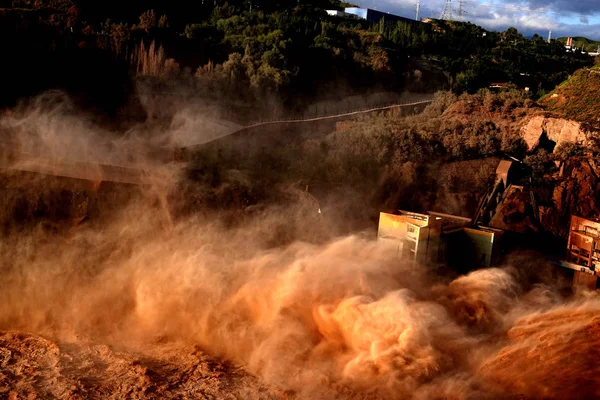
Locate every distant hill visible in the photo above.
<box><xmin>557</xmin><ymin>36</ymin><xmax>600</xmax><ymax>52</ymax></box>
<box><xmin>540</xmin><ymin>67</ymin><xmax>600</xmax><ymax>125</ymax></box>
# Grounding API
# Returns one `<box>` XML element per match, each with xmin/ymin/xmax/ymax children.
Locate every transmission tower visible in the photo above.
<box><xmin>440</xmin><ymin>0</ymin><xmax>453</xmax><ymax>20</ymax></box>
<box><xmin>415</xmin><ymin>0</ymin><xmax>421</xmax><ymax>21</ymax></box>
<box><xmin>457</xmin><ymin>0</ymin><xmax>466</xmax><ymax>21</ymax></box>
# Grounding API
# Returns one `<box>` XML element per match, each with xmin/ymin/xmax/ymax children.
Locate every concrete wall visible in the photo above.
<box><xmin>378</xmin><ymin>212</ymin><xmax>418</xmax><ymax>240</ymax></box>
<box><xmin>464</xmin><ymin>228</ymin><xmax>496</xmax><ymax>268</ymax></box>
<box><xmin>441</xmin><ymin>228</ymin><xmax>502</xmax><ymax>271</ymax></box>
<box><xmin>326</xmin><ymin>10</ymin><xmax>355</xmax><ymax>18</ymax></box>
<box><xmin>377</xmin><ymin>212</ymin><xmax>448</xmax><ymax>264</ymax></box>
<box><xmin>344</xmin><ymin>7</ymin><xmax>417</xmax><ymax>24</ymax></box>
<box><xmin>365</xmin><ymin>9</ymin><xmax>416</xmax><ymax>24</ymax></box>
<box><xmin>378</xmin><ymin>212</ymin><xmax>504</xmax><ymax>269</ymax></box>
<box><xmin>573</xmin><ymin>270</ymin><xmax>598</xmax><ymax>290</ymax></box>
<box><xmin>378</xmin><ymin>212</ymin><xmax>428</xmax><ymax>262</ymax></box>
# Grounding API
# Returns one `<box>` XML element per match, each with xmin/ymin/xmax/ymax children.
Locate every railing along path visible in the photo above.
<box><xmin>240</xmin><ymin>99</ymin><xmax>434</xmax><ymax>130</ymax></box>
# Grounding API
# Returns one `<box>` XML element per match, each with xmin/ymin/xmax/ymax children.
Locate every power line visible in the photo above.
<box><xmin>458</xmin><ymin>0</ymin><xmax>467</xmax><ymax>21</ymax></box>
<box><xmin>433</xmin><ymin>0</ymin><xmax>597</xmax><ymax>38</ymax></box>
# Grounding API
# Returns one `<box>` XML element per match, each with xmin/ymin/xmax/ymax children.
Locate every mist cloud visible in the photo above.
<box><xmin>1</xmin><ymin>192</ymin><xmax>598</xmax><ymax>399</ymax></box>
<box><xmin>2</xmin><ymin>91</ymin><xmax>600</xmax><ymax>399</ymax></box>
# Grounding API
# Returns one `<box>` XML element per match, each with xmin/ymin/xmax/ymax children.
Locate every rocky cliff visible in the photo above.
<box><xmin>520</xmin><ymin>115</ymin><xmax>588</xmax><ymax>152</ymax></box>
<box><xmin>539</xmin><ymin>160</ymin><xmax>600</xmax><ymax>239</ymax></box>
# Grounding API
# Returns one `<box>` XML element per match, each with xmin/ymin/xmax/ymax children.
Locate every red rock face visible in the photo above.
<box><xmin>541</xmin><ymin>160</ymin><xmax>600</xmax><ymax>239</ymax></box>
<box><xmin>489</xmin><ymin>187</ymin><xmax>538</xmax><ymax>234</ymax></box>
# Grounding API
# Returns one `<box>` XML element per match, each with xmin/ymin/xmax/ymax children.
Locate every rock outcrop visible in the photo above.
<box><xmin>489</xmin><ymin>186</ymin><xmax>538</xmax><ymax>234</ymax></box>
<box><xmin>539</xmin><ymin>160</ymin><xmax>600</xmax><ymax>239</ymax></box>
<box><xmin>520</xmin><ymin>116</ymin><xmax>587</xmax><ymax>152</ymax></box>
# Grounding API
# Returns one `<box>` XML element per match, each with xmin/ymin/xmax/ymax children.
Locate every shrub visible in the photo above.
<box><xmin>137</xmin><ymin>10</ymin><xmax>156</xmax><ymax>32</ymax></box>
<box><xmin>525</xmin><ymin>150</ymin><xmax>556</xmax><ymax>182</ymax></box>
<box><xmin>553</xmin><ymin>141</ymin><xmax>585</xmax><ymax>160</ymax></box>
<box><xmin>422</xmin><ymin>91</ymin><xmax>457</xmax><ymax>118</ymax></box>
<box><xmin>132</xmin><ymin>40</ymin><xmax>180</xmax><ymax>78</ymax></box>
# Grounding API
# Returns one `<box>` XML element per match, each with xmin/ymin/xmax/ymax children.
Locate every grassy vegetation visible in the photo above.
<box><xmin>541</xmin><ymin>68</ymin><xmax>600</xmax><ymax>125</ymax></box>
<box><xmin>181</xmin><ymin>90</ymin><xmax>530</xmax><ymax>220</ymax></box>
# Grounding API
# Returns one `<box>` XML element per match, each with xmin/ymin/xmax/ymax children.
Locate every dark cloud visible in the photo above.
<box><xmin>352</xmin><ymin>0</ymin><xmax>600</xmax><ymax>39</ymax></box>
<box><xmin>523</xmin><ymin>0</ymin><xmax>600</xmax><ymax>15</ymax></box>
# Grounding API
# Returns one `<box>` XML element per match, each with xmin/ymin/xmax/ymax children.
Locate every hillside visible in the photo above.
<box><xmin>540</xmin><ymin>67</ymin><xmax>600</xmax><ymax>125</ymax></box>
<box><xmin>0</xmin><ymin>1</ymin><xmax>593</xmax><ymax>113</ymax></box>
<box><xmin>558</xmin><ymin>36</ymin><xmax>600</xmax><ymax>51</ymax></box>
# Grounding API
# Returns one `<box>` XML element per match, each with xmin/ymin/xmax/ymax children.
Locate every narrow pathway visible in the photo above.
<box><xmin>184</xmin><ymin>98</ymin><xmax>434</xmax><ymax>149</ymax></box>
<box><xmin>243</xmin><ymin>99</ymin><xmax>434</xmax><ymax>129</ymax></box>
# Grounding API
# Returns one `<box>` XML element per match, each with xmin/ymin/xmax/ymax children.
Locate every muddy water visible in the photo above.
<box><xmin>1</xmin><ymin>201</ymin><xmax>599</xmax><ymax>400</ymax></box>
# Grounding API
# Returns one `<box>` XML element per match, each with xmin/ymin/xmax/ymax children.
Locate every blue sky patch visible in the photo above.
<box><xmin>354</xmin><ymin>0</ymin><xmax>600</xmax><ymax>40</ymax></box>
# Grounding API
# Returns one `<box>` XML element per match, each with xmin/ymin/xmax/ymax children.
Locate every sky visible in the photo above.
<box><xmin>354</xmin><ymin>0</ymin><xmax>600</xmax><ymax>41</ymax></box>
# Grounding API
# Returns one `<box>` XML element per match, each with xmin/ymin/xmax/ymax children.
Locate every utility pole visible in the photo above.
<box><xmin>415</xmin><ymin>0</ymin><xmax>421</xmax><ymax>21</ymax></box>
<box><xmin>440</xmin><ymin>0</ymin><xmax>453</xmax><ymax>21</ymax></box>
